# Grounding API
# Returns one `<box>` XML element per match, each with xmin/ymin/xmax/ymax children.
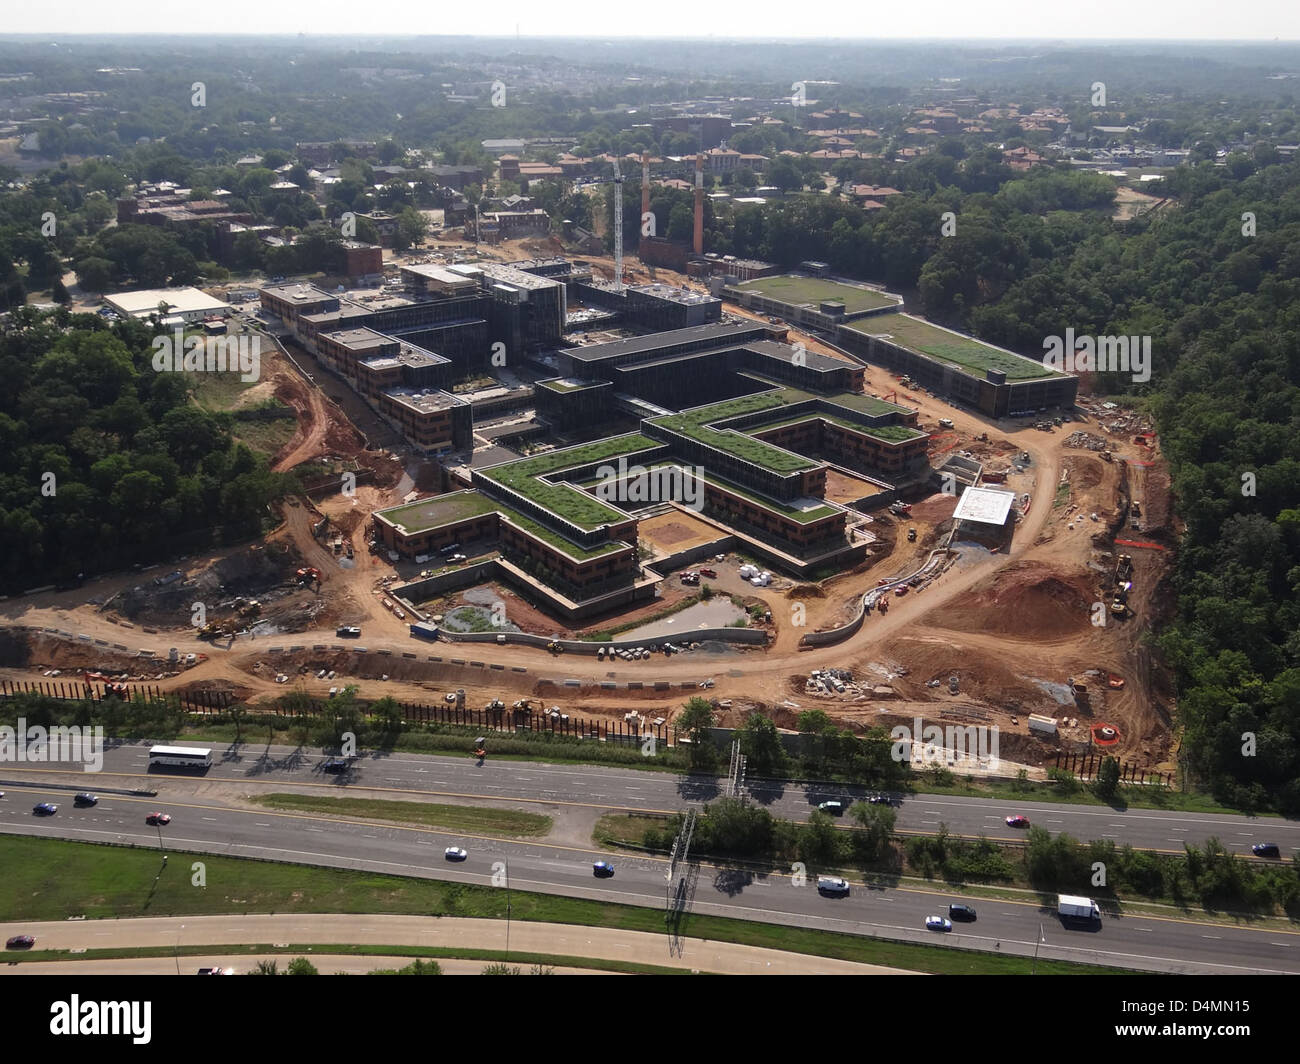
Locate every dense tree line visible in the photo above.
<box><xmin>0</xmin><ymin>308</ymin><xmax>295</xmax><ymax>591</ymax></box>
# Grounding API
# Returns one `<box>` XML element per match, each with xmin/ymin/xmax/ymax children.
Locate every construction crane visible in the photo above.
<box><xmin>611</xmin><ymin>156</ymin><xmax>624</xmax><ymax>293</ymax></box>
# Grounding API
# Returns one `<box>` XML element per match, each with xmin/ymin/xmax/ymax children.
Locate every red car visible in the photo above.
<box><xmin>1005</xmin><ymin>815</ymin><xmax>1029</xmax><ymax>828</ymax></box>
<box><xmin>699</xmin><ymin>567</ymin><xmax>717</xmax><ymax>579</ymax></box>
<box><xmin>146</xmin><ymin>812</ymin><xmax>172</xmax><ymax>826</ymax></box>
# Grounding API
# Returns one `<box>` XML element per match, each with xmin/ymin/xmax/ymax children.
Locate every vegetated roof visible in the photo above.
<box><xmin>650</xmin><ymin>392</ymin><xmax>820</xmax><ymax>474</ymax></box>
<box><xmin>756</xmin><ymin>412</ymin><xmax>927</xmax><ymax>444</ymax></box>
<box><xmin>734</xmin><ymin>274</ymin><xmax>900</xmax><ymax>313</ymax></box>
<box><xmin>373</xmin><ymin>490</ymin><xmax>500</xmax><ymax>533</ymax></box>
<box><xmin>846</xmin><ymin>314</ymin><xmax>1061</xmax><ymax>380</ymax></box>
<box><xmin>478</xmin><ymin>434</ymin><xmax>661</xmax><ymax>530</ymax></box>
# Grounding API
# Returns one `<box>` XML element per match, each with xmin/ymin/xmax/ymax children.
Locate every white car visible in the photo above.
<box><xmin>925</xmin><ymin>915</ymin><xmax>952</xmax><ymax>932</ymax></box>
<box><xmin>444</xmin><ymin>847</ymin><xmax>468</xmax><ymax>861</ymax></box>
<box><xmin>444</xmin><ymin>692</ymin><xmax>457</xmax><ymax>703</ymax></box>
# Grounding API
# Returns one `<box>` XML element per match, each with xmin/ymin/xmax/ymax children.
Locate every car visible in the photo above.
<box><xmin>1005</xmin><ymin>815</ymin><xmax>1029</xmax><ymax>828</ymax></box>
<box><xmin>444</xmin><ymin>847</ymin><xmax>469</xmax><ymax>861</ymax></box>
<box><xmin>73</xmin><ymin>793</ymin><xmax>98</xmax><ymax>807</ymax></box>
<box><xmin>868</xmin><ymin>794</ymin><xmax>892</xmax><ymax>805</ymax></box>
<box><xmin>816</xmin><ymin>875</ymin><xmax>850</xmax><ymax>896</ymax></box>
<box><xmin>5</xmin><ymin>935</ymin><xmax>34</xmax><ymax>950</ymax></box>
<box><xmin>196</xmin><ymin>967</ymin><xmax>233</xmax><ymax>975</ymax></box>
<box><xmin>699</xmin><ymin>567</ymin><xmax>717</xmax><ymax>578</ymax></box>
<box><xmin>444</xmin><ymin>692</ymin><xmax>457</xmax><ymax>703</ymax></box>
<box><xmin>321</xmin><ymin>758</ymin><xmax>348</xmax><ymax>774</ymax></box>
<box><xmin>817</xmin><ymin>800</ymin><xmax>845</xmax><ymax>815</ymax></box>
<box><xmin>336</xmin><ymin>626</ymin><xmax>362</xmax><ymax>638</ymax></box>
<box><xmin>1252</xmin><ymin>842</ymin><xmax>1281</xmax><ymax>858</ymax></box>
<box><xmin>592</xmin><ymin>861</ymin><xmax>615</xmax><ymax>877</ymax></box>
<box><xmin>32</xmin><ymin>802</ymin><xmax>57</xmax><ymax>815</ymax></box>
<box><xmin>925</xmin><ymin>916</ymin><xmax>952</xmax><ymax>932</ymax></box>
<box><xmin>948</xmin><ymin>904</ymin><xmax>977</xmax><ymax>921</ymax></box>
<box><xmin>145</xmin><ymin>812</ymin><xmax>172</xmax><ymax>826</ymax></box>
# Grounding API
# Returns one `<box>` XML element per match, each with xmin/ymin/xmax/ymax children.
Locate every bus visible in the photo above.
<box><xmin>148</xmin><ymin>745</ymin><xmax>213</xmax><ymax>770</ymax></box>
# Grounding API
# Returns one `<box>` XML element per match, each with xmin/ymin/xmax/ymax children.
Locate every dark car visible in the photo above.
<box><xmin>32</xmin><ymin>802</ymin><xmax>57</xmax><ymax>815</ymax></box>
<box><xmin>145</xmin><ymin>812</ymin><xmax>172</xmax><ymax>826</ymax></box>
<box><xmin>817</xmin><ymin>800</ymin><xmax>845</xmax><ymax>815</ymax></box>
<box><xmin>336</xmin><ymin>626</ymin><xmax>362</xmax><ymax>638</ymax></box>
<box><xmin>5</xmin><ymin>935</ymin><xmax>35</xmax><ymax>950</ymax></box>
<box><xmin>73</xmin><ymin>793</ymin><xmax>99</xmax><ymax>807</ymax></box>
<box><xmin>1005</xmin><ymin>814</ymin><xmax>1029</xmax><ymax>828</ymax></box>
<box><xmin>868</xmin><ymin>794</ymin><xmax>893</xmax><ymax>805</ymax></box>
<box><xmin>948</xmin><ymin>904</ymin><xmax>978</xmax><ymax>921</ymax></box>
<box><xmin>1252</xmin><ymin>842</ymin><xmax>1281</xmax><ymax>858</ymax></box>
<box><xmin>593</xmin><ymin>861</ymin><xmax>615</xmax><ymax>878</ymax></box>
<box><xmin>321</xmin><ymin>758</ymin><xmax>349</xmax><ymax>774</ymax></box>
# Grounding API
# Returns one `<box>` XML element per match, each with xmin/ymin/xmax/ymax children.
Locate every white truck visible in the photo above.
<box><xmin>1057</xmin><ymin>894</ymin><xmax>1101</xmax><ymax>922</ymax></box>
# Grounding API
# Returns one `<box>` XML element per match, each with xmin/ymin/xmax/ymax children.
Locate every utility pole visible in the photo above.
<box><xmin>1033</xmin><ymin>922</ymin><xmax>1045</xmax><ymax>974</ymax></box>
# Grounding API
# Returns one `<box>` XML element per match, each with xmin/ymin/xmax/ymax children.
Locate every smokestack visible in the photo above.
<box><xmin>693</xmin><ymin>153</ymin><xmax>704</xmax><ymax>256</ymax></box>
<box><xmin>641</xmin><ymin>152</ymin><xmax>651</xmax><ymax>228</ymax></box>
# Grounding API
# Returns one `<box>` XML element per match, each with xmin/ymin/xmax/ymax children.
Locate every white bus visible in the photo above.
<box><xmin>148</xmin><ymin>745</ymin><xmax>213</xmax><ymax>770</ymax></box>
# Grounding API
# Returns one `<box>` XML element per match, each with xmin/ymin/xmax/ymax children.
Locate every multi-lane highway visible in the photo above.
<box><xmin>1</xmin><ymin>743</ymin><xmax>1297</xmax><ymax>974</ymax></box>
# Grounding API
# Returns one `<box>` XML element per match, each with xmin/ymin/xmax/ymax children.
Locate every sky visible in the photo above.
<box><xmin>1</xmin><ymin>0</ymin><xmax>1299</xmax><ymax>41</ymax></box>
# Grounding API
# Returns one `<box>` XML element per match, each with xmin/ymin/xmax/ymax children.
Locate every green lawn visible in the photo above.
<box><xmin>249</xmin><ymin>794</ymin><xmax>553</xmax><ymax>836</ymax></box>
<box><xmin>375</xmin><ymin>490</ymin><xmax>501</xmax><ymax>533</ymax></box>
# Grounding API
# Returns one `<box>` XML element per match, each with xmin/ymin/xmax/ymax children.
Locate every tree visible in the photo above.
<box><xmin>849</xmin><ymin>800</ymin><xmax>896</xmax><ymax>863</ymax></box>
<box><xmin>75</xmin><ymin>256</ymin><xmax>113</xmax><ymax>293</ymax></box>
<box><xmin>249</xmin><ymin>960</ymin><xmax>280</xmax><ymax>975</ymax></box>
<box><xmin>675</xmin><ymin>696</ymin><xmax>716</xmax><ymax>767</ymax></box>
<box><xmin>285</xmin><ymin>957</ymin><xmax>319</xmax><ymax>975</ymax></box>
<box><xmin>739</xmin><ymin>711</ymin><xmax>785</xmax><ymax>777</ymax></box>
<box><xmin>1094</xmin><ymin>756</ymin><xmax>1122</xmax><ymax>800</ymax></box>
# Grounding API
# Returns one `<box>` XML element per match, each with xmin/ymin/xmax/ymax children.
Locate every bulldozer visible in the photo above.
<box><xmin>197</xmin><ymin>621</ymin><xmax>222</xmax><ymax>640</ymax></box>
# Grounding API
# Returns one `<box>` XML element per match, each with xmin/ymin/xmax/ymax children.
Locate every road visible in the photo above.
<box><xmin>1</xmin><ymin>745</ymin><xmax>1296</xmax><ymax>974</ymax></box>
<box><xmin>0</xmin><ymin>915</ymin><xmax>909</xmax><ymax>976</ymax></box>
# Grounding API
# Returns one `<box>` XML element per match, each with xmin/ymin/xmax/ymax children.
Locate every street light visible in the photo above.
<box><xmin>1033</xmin><ymin>922</ymin><xmax>1045</xmax><ymax>974</ymax></box>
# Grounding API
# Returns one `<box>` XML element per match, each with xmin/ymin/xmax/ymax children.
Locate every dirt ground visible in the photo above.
<box><xmin>0</xmin><ymin>252</ymin><xmax>1179</xmax><ymax>774</ymax></box>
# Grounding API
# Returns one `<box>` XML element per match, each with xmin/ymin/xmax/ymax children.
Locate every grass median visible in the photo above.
<box><xmin>247</xmin><ymin>793</ymin><xmax>552</xmax><ymax>837</ymax></box>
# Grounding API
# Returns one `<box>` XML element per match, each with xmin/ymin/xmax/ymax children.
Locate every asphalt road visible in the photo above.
<box><xmin>13</xmin><ymin>740</ymin><xmax>1293</xmax><ymax>858</ymax></box>
<box><xmin>1</xmin><ymin>745</ymin><xmax>1297</xmax><ymax>974</ymax></box>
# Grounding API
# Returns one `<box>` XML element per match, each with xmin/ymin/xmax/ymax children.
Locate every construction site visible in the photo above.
<box><xmin>0</xmin><ymin>157</ymin><xmax>1178</xmax><ymax>783</ymax></box>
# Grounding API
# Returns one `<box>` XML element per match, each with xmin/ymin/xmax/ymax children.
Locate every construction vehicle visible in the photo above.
<box><xmin>1130</xmin><ymin>501</ymin><xmax>1141</xmax><ymax>517</ymax></box>
<box><xmin>197</xmin><ymin>621</ymin><xmax>223</xmax><ymax>639</ymax></box>
<box><xmin>295</xmin><ymin>566</ymin><xmax>322</xmax><ymax>585</ymax></box>
<box><xmin>1115</xmin><ymin>554</ymin><xmax>1133</xmax><ymax>584</ymax></box>
<box><xmin>1110</xmin><ymin>585</ymin><xmax>1130</xmax><ymax>617</ymax></box>
<box><xmin>888</xmin><ymin>501</ymin><xmax>912</xmax><ymax>516</ymax></box>
<box><xmin>907</xmin><ymin>527</ymin><xmax>917</xmax><ymax>542</ymax></box>
<box><xmin>977</xmin><ymin>433</ymin><xmax>989</xmax><ymax>442</ymax></box>
<box><xmin>485</xmin><ymin>698</ymin><xmax>505</xmax><ymax>714</ymax></box>
<box><xmin>877</xmin><ymin>596</ymin><xmax>890</xmax><ymax>614</ymax></box>
<box><xmin>512</xmin><ymin>698</ymin><xmax>542</xmax><ymax>712</ymax></box>
<box><xmin>938</xmin><ymin>418</ymin><xmax>954</xmax><ymax>429</ymax></box>
<box><xmin>1100</xmin><ymin>450</ymin><xmax>1112</xmax><ymax>462</ymax></box>
<box><xmin>546</xmin><ymin>640</ymin><xmax>565</xmax><ymax>654</ymax></box>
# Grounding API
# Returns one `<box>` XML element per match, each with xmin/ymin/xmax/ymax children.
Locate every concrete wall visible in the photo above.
<box><xmin>436</xmin><ymin>626</ymin><xmax>768</xmax><ymax>653</ymax></box>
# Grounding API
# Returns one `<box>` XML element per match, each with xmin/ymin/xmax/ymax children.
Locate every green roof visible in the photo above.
<box><xmin>755</xmin><ymin>412</ymin><xmax>927</xmax><ymax>444</ymax></box>
<box><xmin>650</xmin><ymin>393</ymin><xmax>820</xmax><ymax>475</ymax></box>
<box><xmin>478</xmin><ymin>434</ymin><xmax>661</xmax><ymax>530</ymax></box>
<box><xmin>735</xmin><ymin>275</ymin><xmax>901</xmax><ymax>313</ymax></box>
<box><xmin>845</xmin><ymin>314</ymin><xmax>1061</xmax><ymax>381</ymax></box>
<box><xmin>538</xmin><ymin>377</ymin><xmax>604</xmax><ymax>392</ymax></box>
<box><xmin>374</xmin><ymin>490</ymin><xmax>499</xmax><ymax>533</ymax></box>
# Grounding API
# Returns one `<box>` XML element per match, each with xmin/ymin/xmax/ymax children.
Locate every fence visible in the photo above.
<box><xmin>0</xmin><ymin>678</ymin><xmax>674</xmax><ymax>745</ymax></box>
<box><xmin>1052</xmin><ymin>751</ymin><xmax>1172</xmax><ymax>787</ymax></box>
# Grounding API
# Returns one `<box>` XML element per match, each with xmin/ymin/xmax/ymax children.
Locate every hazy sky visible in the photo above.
<box><xmin>2</xmin><ymin>0</ymin><xmax>1298</xmax><ymax>40</ymax></box>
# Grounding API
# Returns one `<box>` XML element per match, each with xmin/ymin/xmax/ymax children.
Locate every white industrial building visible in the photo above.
<box><xmin>104</xmin><ymin>287</ymin><xmax>232</xmax><ymax>325</ymax></box>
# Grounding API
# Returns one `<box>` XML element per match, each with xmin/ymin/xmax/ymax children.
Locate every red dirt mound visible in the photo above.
<box><xmin>925</xmin><ymin>561</ymin><xmax>1095</xmax><ymax>641</ymax></box>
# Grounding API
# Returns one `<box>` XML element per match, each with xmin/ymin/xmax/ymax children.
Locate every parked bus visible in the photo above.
<box><xmin>148</xmin><ymin>745</ymin><xmax>213</xmax><ymax>770</ymax></box>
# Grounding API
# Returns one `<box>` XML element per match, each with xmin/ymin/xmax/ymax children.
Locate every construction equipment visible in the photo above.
<box><xmin>877</xmin><ymin>596</ymin><xmax>890</xmax><ymax>614</ymax></box>
<box><xmin>907</xmin><ymin>527</ymin><xmax>917</xmax><ymax>542</ymax></box>
<box><xmin>1100</xmin><ymin>450</ymin><xmax>1112</xmax><ymax>462</ymax></box>
<box><xmin>512</xmin><ymin>698</ymin><xmax>541</xmax><ymax>712</ymax></box>
<box><xmin>295</xmin><ymin>566</ymin><xmax>322</xmax><ymax>585</ymax></box>
<box><xmin>546</xmin><ymin>640</ymin><xmax>566</xmax><ymax>654</ymax></box>
<box><xmin>197</xmin><ymin>621</ymin><xmax>222</xmax><ymax>639</ymax></box>
<box><xmin>1115</xmin><ymin>554</ymin><xmax>1133</xmax><ymax>584</ymax></box>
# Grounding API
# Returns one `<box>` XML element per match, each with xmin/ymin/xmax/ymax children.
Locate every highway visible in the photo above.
<box><xmin>1</xmin><ymin>743</ymin><xmax>1297</xmax><ymax>974</ymax></box>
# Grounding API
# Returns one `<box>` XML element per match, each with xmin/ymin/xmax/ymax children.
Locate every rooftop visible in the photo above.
<box><xmin>844</xmin><ymin>314</ymin><xmax>1065</xmax><ymax>381</ymax></box>
<box><xmin>563</xmin><ymin>321</ymin><xmax>766</xmax><ymax>364</ymax></box>
<box><xmin>734</xmin><ymin>274</ymin><xmax>902</xmax><ymax>313</ymax></box>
